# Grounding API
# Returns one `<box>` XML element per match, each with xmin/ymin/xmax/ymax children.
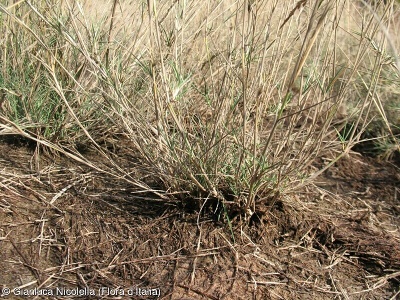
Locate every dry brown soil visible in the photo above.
<box><xmin>0</xmin><ymin>139</ymin><xmax>399</xmax><ymax>299</ymax></box>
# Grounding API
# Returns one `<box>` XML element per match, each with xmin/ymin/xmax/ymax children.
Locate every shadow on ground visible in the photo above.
<box><xmin>0</xmin><ymin>139</ymin><xmax>399</xmax><ymax>299</ymax></box>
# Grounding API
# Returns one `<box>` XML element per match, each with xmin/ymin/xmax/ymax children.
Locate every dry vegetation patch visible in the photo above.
<box><xmin>0</xmin><ymin>0</ymin><xmax>399</xmax><ymax>298</ymax></box>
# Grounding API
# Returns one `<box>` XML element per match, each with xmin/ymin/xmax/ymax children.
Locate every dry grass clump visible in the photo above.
<box><xmin>0</xmin><ymin>0</ymin><xmax>399</xmax><ymax>219</ymax></box>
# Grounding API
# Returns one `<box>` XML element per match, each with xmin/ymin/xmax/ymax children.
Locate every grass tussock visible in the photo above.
<box><xmin>0</xmin><ymin>0</ymin><xmax>399</xmax><ymax>219</ymax></box>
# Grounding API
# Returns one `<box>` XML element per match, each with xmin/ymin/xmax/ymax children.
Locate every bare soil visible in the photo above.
<box><xmin>0</xmin><ymin>139</ymin><xmax>399</xmax><ymax>299</ymax></box>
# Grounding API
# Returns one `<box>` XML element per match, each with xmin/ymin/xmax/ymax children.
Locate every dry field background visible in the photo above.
<box><xmin>0</xmin><ymin>0</ymin><xmax>399</xmax><ymax>299</ymax></box>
